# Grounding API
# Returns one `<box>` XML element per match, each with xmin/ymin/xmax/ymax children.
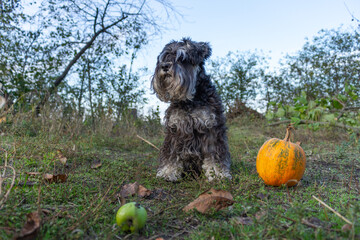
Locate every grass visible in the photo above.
<box><xmin>0</xmin><ymin>116</ymin><xmax>359</xmax><ymax>239</ymax></box>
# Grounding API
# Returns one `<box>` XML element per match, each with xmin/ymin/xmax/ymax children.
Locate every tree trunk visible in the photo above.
<box><xmin>87</xmin><ymin>61</ymin><xmax>95</xmax><ymax>130</ymax></box>
<box><xmin>78</xmin><ymin>65</ymin><xmax>86</xmax><ymax>117</ymax></box>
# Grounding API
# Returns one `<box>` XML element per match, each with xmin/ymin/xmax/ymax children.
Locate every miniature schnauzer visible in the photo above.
<box><xmin>151</xmin><ymin>38</ymin><xmax>231</xmax><ymax>181</ymax></box>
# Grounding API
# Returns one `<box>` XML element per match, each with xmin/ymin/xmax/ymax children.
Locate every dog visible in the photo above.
<box><xmin>151</xmin><ymin>38</ymin><xmax>231</xmax><ymax>181</ymax></box>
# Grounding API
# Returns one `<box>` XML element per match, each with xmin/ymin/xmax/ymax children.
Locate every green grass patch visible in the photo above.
<box><xmin>0</xmin><ymin>117</ymin><xmax>359</xmax><ymax>239</ymax></box>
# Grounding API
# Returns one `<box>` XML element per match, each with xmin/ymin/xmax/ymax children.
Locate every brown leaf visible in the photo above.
<box><xmin>56</xmin><ymin>150</ymin><xmax>67</xmax><ymax>165</ymax></box>
<box><xmin>120</xmin><ymin>182</ymin><xmax>152</xmax><ymax>198</ymax></box>
<box><xmin>341</xmin><ymin>223</ymin><xmax>352</xmax><ymax>232</ymax></box>
<box><xmin>231</xmin><ymin>216</ymin><xmax>253</xmax><ymax>225</ymax></box>
<box><xmin>44</xmin><ymin>173</ymin><xmax>67</xmax><ymax>183</ymax></box>
<box><xmin>15</xmin><ymin>211</ymin><xmax>41</xmax><ymax>240</ymax></box>
<box><xmin>43</xmin><ymin>173</ymin><xmax>53</xmax><ymax>180</ymax></box>
<box><xmin>91</xmin><ymin>159</ymin><xmax>102</xmax><ymax>169</ymax></box>
<box><xmin>120</xmin><ymin>182</ymin><xmax>139</xmax><ymax>198</ymax></box>
<box><xmin>183</xmin><ymin>188</ymin><xmax>234</xmax><ymax>213</ymax></box>
<box><xmin>0</xmin><ymin>116</ymin><xmax>6</xmax><ymax>123</ymax></box>
<box><xmin>25</xmin><ymin>172</ymin><xmax>41</xmax><ymax>176</ymax></box>
<box><xmin>138</xmin><ymin>184</ymin><xmax>151</xmax><ymax>197</ymax></box>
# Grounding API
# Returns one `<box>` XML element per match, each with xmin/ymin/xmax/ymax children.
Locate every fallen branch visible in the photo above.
<box><xmin>312</xmin><ymin>195</ymin><xmax>352</xmax><ymax>225</ymax></box>
<box><xmin>268</xmin><ymin>119</ymin><xmax>360</xmax><ymax>132</ymax></box>
<box><xmin>136</xmin><ymin>135</ymin><xmax>160</xmax><ymax>151</ymax></box>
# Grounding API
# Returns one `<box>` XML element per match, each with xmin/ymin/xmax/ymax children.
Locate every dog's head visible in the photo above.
<box><xmin>151</xmin><ymin>38</ymin><xmax>212</xmax><ymax>102</ymax></box>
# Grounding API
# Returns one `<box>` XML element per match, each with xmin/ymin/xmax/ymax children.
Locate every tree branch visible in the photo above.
<box><xmin>37</xmin><ymin>14</ymin><xmax>129</xmax><ymax>112</ymax></box>
<box><xmin>93</xmin><ymin>7</ymin><xmax>99</xmax><ymax>34</ymax></box>
<box><xmin>101</xmin><ymin>0</ymin><xmax>111</xmax><ymax>28</ymax></box>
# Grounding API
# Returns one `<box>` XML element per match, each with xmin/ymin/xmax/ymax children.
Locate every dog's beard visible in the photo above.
<box><xmin>152</xmin><ymin>64</ymin><xmax>198</xmax><ymax>102</ymax></box>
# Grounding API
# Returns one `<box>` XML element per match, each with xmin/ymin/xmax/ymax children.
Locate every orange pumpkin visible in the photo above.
<box><xmin>256</xmin><ymin>125</ymin><xmax>306</xmax><ymax>187</ymax></box>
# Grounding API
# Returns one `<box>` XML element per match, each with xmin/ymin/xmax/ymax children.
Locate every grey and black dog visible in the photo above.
<box><xmin>151</xmin><ymin>38</ymin><xmax>231</xmax><ymax>181</ymax></box>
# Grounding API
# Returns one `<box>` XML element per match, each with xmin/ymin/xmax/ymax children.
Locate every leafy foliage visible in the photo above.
<box><xmin>209</xmin><ymin>50</ymin><xmax>268</xmax><ymax>110</ymax></box>
<box><xmin>266</xmin><ymin>84</ymin><xmax>360</xmax><ymax>131</ymax></box>
<box><xmin>285</xmin><ymin>28</ymin><xmax>360</xmax><ymax>101</ymax></box>
<box><xmin>0</xmin><ymin>0</ymin><xmax>176</xmax><ymax>123</ymax></box>
<box><xmin>209</xmin><ymin>26</ymin><xmax>360</xmax><ymax>131</ymax></box>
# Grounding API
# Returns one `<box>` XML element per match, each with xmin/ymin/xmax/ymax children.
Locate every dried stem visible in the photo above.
<box><xmin>312</xmin><ymin>195</ymin><xmax>352</xmax><ymax>225</ymax></box>
<box><xmin>283</xmin><ymin>124</ymin><xmax>294</xmax><ymax>142</ymax></box>
<box><xmin>136</xmin><ymin>135</ymin><xmax>160</xmax><ymax>151</ymax></box>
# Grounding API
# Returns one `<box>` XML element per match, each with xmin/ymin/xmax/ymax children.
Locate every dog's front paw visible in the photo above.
<box><xmin>156</xmin><ymin>165</ymin><xmax>182</xmax><ymax>182</ymax></box>
<box><xmin>203</xmin><ymin>164</ymin><xmax>232</xmax><ymax>182</ymax></box>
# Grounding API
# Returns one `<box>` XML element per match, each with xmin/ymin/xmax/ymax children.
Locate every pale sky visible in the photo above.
<box><xmin>139</xmin><ymin>0</ymin><xmax>360</xmax><ymax>116</ymax></box>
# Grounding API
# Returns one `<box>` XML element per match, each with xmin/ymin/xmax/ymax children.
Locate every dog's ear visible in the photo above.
<box><xmin>180</xmin><ymin>38</ymin><xmax>212</xmax><ymax>64</ymax></box>
<box><xmin>197</xmin><ymin>42</ymin><xmax>212</xmax><ymax>61</ymax></box>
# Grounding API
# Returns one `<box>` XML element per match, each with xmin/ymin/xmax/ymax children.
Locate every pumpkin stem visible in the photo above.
<box><xmin>284</xmin><ymin>124</ymin><xmax>294</xmax><ymax>142</ymax></box>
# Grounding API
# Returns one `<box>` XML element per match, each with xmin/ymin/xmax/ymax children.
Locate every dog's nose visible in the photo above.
<box><xmin>161</xmin><ymin>62</ymin><xmax>172</xmax><ymax>72</ymax></box>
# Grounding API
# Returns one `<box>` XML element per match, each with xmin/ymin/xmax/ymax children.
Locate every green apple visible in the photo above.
<box><xmin>116</xmin><ymin>202</ymin><xmax>147</xmax><ymax>232</ymax></box>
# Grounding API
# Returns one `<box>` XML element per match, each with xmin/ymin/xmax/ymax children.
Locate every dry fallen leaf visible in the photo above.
<box><xmin>15</xmin><ymin>211</ymin><xmax>41</xmax><ymax>240</ymax></box>
<box><xmin>91</xmin><ymin>159</ymin><xmax>102</xmax><ymax>169</ymax></box>
<box><xmin>120</xmin><ymin>182</ymin><xmax>152</xmax><ymax>198</ymax></box>
<box><xmin>56</xmin><ymin>150</ymin><xmax>67</xmax><ymax>165</ymax></box>
<box><xmin>231</xmin><ymin>216</ymin><xmax>253</xmax><ymax>225</ymax></box>
<box><xmin>0</xmin><ymin>116</ymin><xmax>6</xmax><ymax>123</ymax></box>
<box><xmin>120</xmin><ymin>182</ymin><xmax>139</xmax><ymax>198</ymax></box>
<box><xmin>138</xmin><ymin>184</ymin><xmax>151</xmax><ymax>197</ymax></box>
<box><xmin>341</xmin><ymin>223</ymin><xmax>352</xmax><ymax>232</ymax></box>
<box><xmin>44</xmin><ymin>173</ymin><xmax>68</xmax><ymax>183</ymax></box>
<box><xmin>25</xmin><ymin>172</ymin><xmax>41</xmax><ymax>176</ymax></box>
<box><xmin>183</xmin><ymin>188</ymin><xmax>234</xmax><ymax>213</ymax></box>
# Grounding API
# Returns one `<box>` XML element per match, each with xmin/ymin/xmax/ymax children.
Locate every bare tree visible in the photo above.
<box><xmin>34</xmin><ymin>0</ymin><xmax>178</xmax><ymax>112</ymax></box>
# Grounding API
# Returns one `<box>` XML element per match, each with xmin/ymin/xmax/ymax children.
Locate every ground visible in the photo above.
<box><xmin>0</xmin><ymin>116</ymin><xmax>359</xmax><ymax>239</ymax></box>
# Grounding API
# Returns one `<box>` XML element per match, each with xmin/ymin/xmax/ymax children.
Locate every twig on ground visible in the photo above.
<box><xmin>312</xmin><ymin>195</ymin><xmax>353</xmax><ymax>225</ymax></box>
<box><xmin>301</xmin><ymin>218</ymin><xmax>321</xmax><ymax>229</ymax></box>
<box><xmin>136</xmin><ymin>135</ymin><xmax>160</xmax><ymax>151</ymax></box>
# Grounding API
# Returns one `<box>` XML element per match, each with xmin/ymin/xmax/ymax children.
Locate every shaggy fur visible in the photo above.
<box><xmin>151</xmin><ymin>38</ymin><xmax>231</xmax><ymax>181</ymax></box>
